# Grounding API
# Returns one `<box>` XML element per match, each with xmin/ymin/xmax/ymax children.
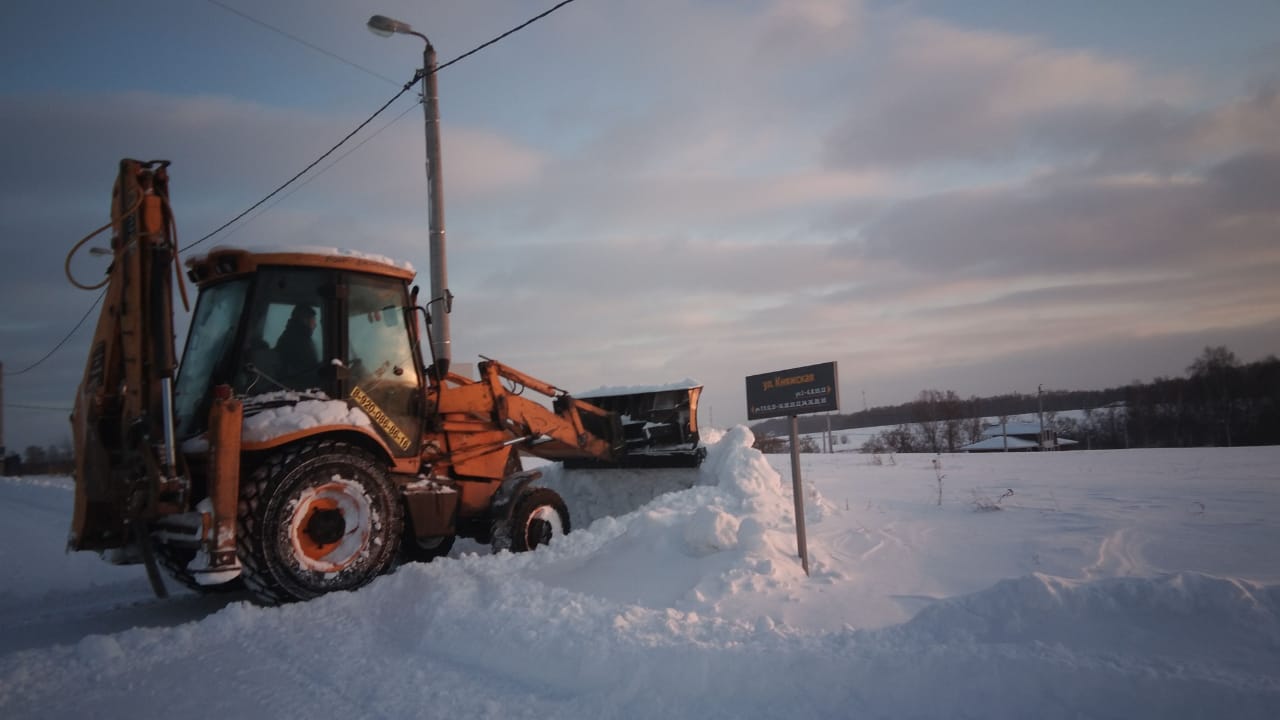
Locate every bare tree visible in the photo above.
<box><xmin>1189</xmin><ymin>345</ymin><xmax>1240</xmax><ymax>446</ymax></box>
<box><xmin>913</xmin><ymin>390</ymin><xmax>944</xmax><ymax>454</ymax></box>
<box><xmin>940</xmin><ymin>390</ymin><xmax>965</xmax><ymax>452</ymax></box>
<box><xmin>964</xmin><ymin>397</ymin><xmax>985</xmax><ymax>445</ymax></box>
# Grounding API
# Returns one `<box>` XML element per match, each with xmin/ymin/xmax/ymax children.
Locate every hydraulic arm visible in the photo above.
<box><xmin>68</xmin><ymin>159</ymin><xmax>189</xmax><ymax>559</ymax></box>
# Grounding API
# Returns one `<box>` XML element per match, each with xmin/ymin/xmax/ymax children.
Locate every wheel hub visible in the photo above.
<box><xmin>288</xmin><ymin>480</ymin><xmax>374</xmax><ymax>571</ymax></box>
<box><xmin>304</xmin><ymin>507</ymin><xmax>346</xmax><ymax>547</ymax></box>
<box><xmin>528</xmin><ymin>518</ymin><xmax>553</xmax><ymax>547</ymax></box>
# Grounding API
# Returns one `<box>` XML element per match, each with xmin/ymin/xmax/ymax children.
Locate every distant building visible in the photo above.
<box><xmin>960</xmin><ymin>420</ymin><xmax>1078</xmax><ymax>452</ymax></box>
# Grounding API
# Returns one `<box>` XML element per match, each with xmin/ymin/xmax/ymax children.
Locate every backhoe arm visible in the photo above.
<box><xmin>69</xmin><ymin>159</ymin><xmax>188</xmax><ymax>554</ymax></box>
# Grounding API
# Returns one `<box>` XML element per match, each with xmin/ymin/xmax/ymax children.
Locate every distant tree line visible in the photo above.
<box><xmin>4</xmin><ymin>443</ymin><xmax>74</xmax><ymax>476</ymax></box>
<box><xmin>752</xmin><ymin>386</ymin><xmax>1123</xmax><ymax>438</ymax></box>
<box><xmin>1122</xmin><ymin>346</ymin><xmax>1279</xmax><ymax>448</ymax></box>
<box><xmin>752</xmin><ymin>347</ymin><xmax>1279</xmax><ymax>453</ymax></box>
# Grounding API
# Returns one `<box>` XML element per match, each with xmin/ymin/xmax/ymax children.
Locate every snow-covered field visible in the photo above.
<box><xmin>2</xmin><ymin>427</ymin><xmax>1278</xmax><ymax>718</ymax></box>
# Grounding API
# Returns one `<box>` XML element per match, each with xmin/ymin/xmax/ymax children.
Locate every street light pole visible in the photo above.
<box><xmin>420</xmin><ymin>40</ymin><xmax>451</xmax><ymax>379</ymax></box>
<box><xmin>368</xmin><ymin>14</ymin><xmax>451</xmax><ymax>378</ymax></box>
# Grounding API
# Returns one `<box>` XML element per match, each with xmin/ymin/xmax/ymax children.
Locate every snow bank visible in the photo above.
<box><xmin>525</xmin><ymin>426</ymin><xmax>827</xmax><ymax>616</ymax></box>
<box><xmin>2</xmin><ymin>436</ymin><xmax>1278</xmax><ymax>718</ymax></box>
<box><xmin>903</xmin><ymin>571</ymin><xmax>1280</xmax><ymax>670</ymax></box>
<box><xmin>861</xmin><ymin>571</ymin><xmax>1280</xmax><ymax>718</ymax></box>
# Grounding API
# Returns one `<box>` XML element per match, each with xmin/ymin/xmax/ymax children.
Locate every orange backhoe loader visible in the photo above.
<box><xmin>67</xmin><ymin>159</ymin><xmax>703</xmax><ymax>605</ymax></box>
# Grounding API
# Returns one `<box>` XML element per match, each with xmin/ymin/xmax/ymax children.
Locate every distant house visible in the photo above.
<box><xmin>960</xmin><ymin>420</ymin><xmax>1078</xmax><ymax>452</ymax></box>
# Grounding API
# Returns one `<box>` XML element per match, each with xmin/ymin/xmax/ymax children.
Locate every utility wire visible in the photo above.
<box><xmin>14</xmin><ymin>0</ymin><xmax>583</xmax><ymax>376</ymax></box>
<box><xmin>205</xmin><ymin>0</ymin><xmax>401</xmax><ymax>86</ymax></box>
<box><xmin>434</xmin><ymin>0</ymin><xmax>579</xmax><ymax>73</ymax></box>
<box><xmin>184</xmin><ymin>0</ymin><xmax>582</xmax><ymax>252</ymax></box>
<box><xmin>3</xmin><ymin>289</ymin><xmax>105</xmax><ymax>376</ymax></box>
<box><xmin>3</xmin><ymin>404</ymin><xmax>73</xmax><ymax>412</ymax></box>
<box><xmin>180</xmin><ymin>71</ymin><xmax>420</xmax><ymax>253</ymax></box>
<box><xmin>220</xmin><ymin>102</ymin><xmax>420</xmax><ymax>241</ymax></box>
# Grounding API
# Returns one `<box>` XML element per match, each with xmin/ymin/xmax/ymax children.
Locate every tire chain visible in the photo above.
<box><xmin>236</xmin><ymin>441</ymin><xmax>316</xmax><ymax>605</ymax></box>
<box><xmin>236</xmin><ymin>439</ymin><xmax>402</xmax><ymax>606</ymax></box>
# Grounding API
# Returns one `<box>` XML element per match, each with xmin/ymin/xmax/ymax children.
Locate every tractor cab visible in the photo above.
<box><xmin>175</xmin><ymin>248</ymin><xmax>424</xmax><ymax>458</ymax></box>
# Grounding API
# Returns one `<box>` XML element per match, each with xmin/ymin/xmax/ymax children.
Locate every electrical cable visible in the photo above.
<box><xmin>216</xmin><ymin>102</ymin><xmax>419</xmax><ymax>241</ymax></box>
<box><xmin>205</xmin><ymin>0</ymin><xmax>402</xmax><ymax>86</ymax></box>
<box><xmin>434</xmin><ymin>0</ymin><xmax>579</xmax><ymax>74</ymax></box>
<box><xmin>180</xmin><ymin>70</ymin><xmax>420</xmax><ymax>253</ymax></box>
<box><xmin>12</xmin><ymin>0</ymin><xmax>584</xmax><ymax>376</ymax></box>
<box><xmin>186</xmin><ymin>0</ymin><xmax>583</xmax><ymax>252</ymax></box>
<box><xmin>3</xmin><ymin>289</ymin><xmax>106</xmax><ymax>376</ymax></box>
<box><xmin>2</xmin><ymin>404</ymin><xmax>74</xmax><ymax>412</ymax></box>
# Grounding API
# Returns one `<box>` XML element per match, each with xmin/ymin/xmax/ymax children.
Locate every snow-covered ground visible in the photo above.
<box><xmin>2</xmin><ymin>427</ymin><xmax>1278</xmax><ymax>718</ymax></box>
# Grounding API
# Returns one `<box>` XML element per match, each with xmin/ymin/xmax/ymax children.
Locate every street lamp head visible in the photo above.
<box><xmin>367</xmin><ymin>14</ymin><xmax>413</xmax><ymax>37</ymax></box>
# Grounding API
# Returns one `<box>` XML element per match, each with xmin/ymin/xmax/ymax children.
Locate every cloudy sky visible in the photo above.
<box><xmin>2</xmin><ymin>0</ymin><xmax>1278</xmax><ymax>451</ymax></box>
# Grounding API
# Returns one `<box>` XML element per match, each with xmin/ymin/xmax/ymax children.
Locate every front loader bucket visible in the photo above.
<box><xmin>565</xmin><ymin>383</ymin><xmax>706</xmax><ymax>469</ymax></box>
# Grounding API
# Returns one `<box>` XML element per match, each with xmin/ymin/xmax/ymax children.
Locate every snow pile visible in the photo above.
<box><xmin>867</xmin><ymin>571</ymin><xmax>1280</xmax><ymax>717</ymax></box>
<box><xmin>535</xmin><ymin>462</ymin><xmax>703</xmax><ymax>528</ymax></box>
<box><xmin>2</xmin><ymin>438</ymin><xmax>1279</xmax><ymax>718</ymax></box>
<box><xmin>524</xmin><ymin>426</ymin><xmax>829</xmax><ymax>619</ymax></box>
<box><xmin>902</xmin><ymin>572</ymin><xmax>1280</xmax><ymax>669</ymax></box>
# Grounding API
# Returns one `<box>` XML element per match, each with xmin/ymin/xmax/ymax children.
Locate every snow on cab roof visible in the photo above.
<box><xmin>196</xmin><ymin>245</ymin><xmax>415</xmax><ymax>273</ymax></box>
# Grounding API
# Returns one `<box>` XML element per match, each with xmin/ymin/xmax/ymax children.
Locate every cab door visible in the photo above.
<box><xmin>342</xmin><ymin>274</ymin><xmax>422</xmax><ymax>457</ymax></box>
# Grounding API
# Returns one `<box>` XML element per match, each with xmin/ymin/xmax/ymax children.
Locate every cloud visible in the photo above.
<box><xmin>823</xmin><ymin>17</ymin><xmax>1179</xmax><ymax>169</ymax></box>
<box><xmin>756</xmin><ymin>0</ymin><xmax>864</xmax><ymax>58</ymax></box>
<box><xmin>442</xmin><ymin>126</ymin><xmax>547</xmax><ymax>195</ymax></box>
<box><xmin>1048</xmin><ymin>86</ymin><xmax>1280</xmax><ymax>176</ymax></box>
<box><xmin>840</xmin><ymin>150</ymin><xmax>1280</xmax><ymax>280</ymax></box>
<box><xmin>3</xmin><ymin>1</ymin><xmax>1279</xmax><ymax>448</ymax></box>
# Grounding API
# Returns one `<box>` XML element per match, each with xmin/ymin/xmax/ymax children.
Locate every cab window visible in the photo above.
<box><xmin>234</xmin><ymin>268</ymin><xmax>330</xmax><ymax>395</ymax></box>
<box><xmin>346</xmin><ymin>276</ymin><xmax>419</xmax><ymax>453</ymax></box>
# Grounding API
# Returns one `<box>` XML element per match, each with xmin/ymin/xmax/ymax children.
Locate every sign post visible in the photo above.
<box><xmin>787</xmin><ymin>414</ymin><xmax>808</xmax><ymax>574</ymax></box>
<box><xmin>745</xmin><ymin>361</ymin><xmax>839</xmax><ymax>576</ymax></box>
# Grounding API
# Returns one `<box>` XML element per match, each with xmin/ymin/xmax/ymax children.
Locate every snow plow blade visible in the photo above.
<box><xmin>564</xmin><ymin>383</ymin><xmax>706</xmax><ymax>469</ymax></box>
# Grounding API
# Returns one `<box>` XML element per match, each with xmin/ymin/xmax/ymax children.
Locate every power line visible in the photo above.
<box><xmin>180</xmin><ymin>70</ymin><xmax>421</xmax><ymax>253</ymax></box>
<box><xmin>435</xmin><ymin>0</ymin><xmax>580</xmax><ymax>74</ymax></box>
<box><xmin>3</xmin><ymin>404</ymin><xmax>73</xmax><ymax>412</ymax></box>
<box><xmin>205</xmin><ymin>0</ymin><xmax>401</xmax><ymax>86</ymax></box>
<box><xmin>185</xmin><ymin>0</ymin><xmax>583</xmax><ymax>252</ymax></box>
<box><xmin>16</xmin><ymin>0</ymin><xmax>584</xmax><ymax>377</ymax></box>
<box><xmin>3</xmin><ymin>289</ymin><xmax>105</xmax><ymax>377</ymax></box>
<box><xmin>222</xmin><ymin>103</ymin><xmax>420</xmax><ymax>240</ymax></box>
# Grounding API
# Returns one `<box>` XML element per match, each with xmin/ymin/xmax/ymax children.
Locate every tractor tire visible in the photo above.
<box><xmin>154</xmin><ymin>544</ymin><xmax>244</xmax><ymax>594</ymax></box>
<box><xmin>236</xmin><ymin>439</ymin><xmax>403</xmax><ymax>605</ymax></box>
<box><xmin>501</xmin><ymin>487</ymin><xmax>570</xmax><ymax>553</ymax></box>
